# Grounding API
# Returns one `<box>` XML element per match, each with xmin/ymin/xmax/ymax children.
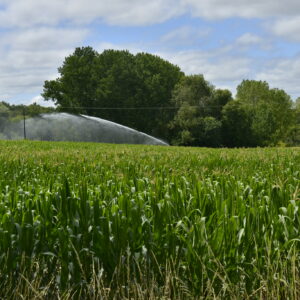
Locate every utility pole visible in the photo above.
<box><xmin>23</xmin><ymin>106</ymin><xmax>26</xmax><ymax>140</ymax></box>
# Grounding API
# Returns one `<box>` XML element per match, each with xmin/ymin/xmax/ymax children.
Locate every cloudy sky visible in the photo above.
<box><xmin>1</xmin><ymin>0</ymin><xmax>300</xmax><ymax>106</ymax></box>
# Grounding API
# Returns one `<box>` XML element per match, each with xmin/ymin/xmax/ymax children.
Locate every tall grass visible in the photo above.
<box><xmin>0</xmin><ymin>140</ymin><xmax>300</xmax><ymax>298</ymax></box>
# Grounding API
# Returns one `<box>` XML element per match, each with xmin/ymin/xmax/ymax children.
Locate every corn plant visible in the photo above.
<box><xmin>0</xmin><ymin>140</ymin><xmax>300</xmax><ymax>299</ymax></box>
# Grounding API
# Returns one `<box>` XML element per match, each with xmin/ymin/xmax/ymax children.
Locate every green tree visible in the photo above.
<box><xmin>169</xmin><ymin>75</ymin><xmax>229</xmax><ymax>146</ymax></box>
<box><xmin>221</xmin><ymin>100</ymin><xmax>254</xmax><ymax>147</ymax></box>
<box><xmin>134</xmin><ymin>52</ymin><xmax>183</xmax><ymax>138</ymax></box>
<box><xmin>43</xmin><ymin>46</ymin><xmax>98</xmax><ymax>111</ymax></box>
<box><xmin>209</xmin><ymin>89</ymin><xmax>232</xmax><ymax>120</ymax></box>
<box><xmin>42</xmin><ymin>47</ymin><xmax>183</xmax><ymax>141</ymax></box>
<box><xmin>0</xmin><ymin>102</ymin><xmax>10</xmax><ymax>132</ymax></box>
<box><xmin>236</xmin><ymin>80</ymin><xmax>293</xmax><ymax>146</ymax></box>
<box><xmin>201</xmin><ymin>116</ymin><xmax>222</xmax><ymax>147</ymax></box>
<box><xmin>92</xmin><ymin>49</ymin><xmax>138</xmax><ymax>126</ymax></box>
<box><xmin>25</xmin><ymin>103</ymin><xmax>55</xmax><ymax>117</ymax></box>
<box><xmin>286</xmin><ymin>97</ymin><xmax>300</xmax><ymax>145</ymax></box>
<box><xmin>236</xmin><ymin>80</ymin><xmax>269</xmax><ymax>105</ymax></box>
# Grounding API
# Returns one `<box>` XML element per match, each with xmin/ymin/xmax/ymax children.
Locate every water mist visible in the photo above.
<box><xmin>0</xmin><ymin>113</ymin><xmax>168</xmax><ymax>146</ymax></box>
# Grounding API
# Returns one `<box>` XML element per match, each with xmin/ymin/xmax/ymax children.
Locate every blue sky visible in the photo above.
<box><xmin>0</xmin><ymin>0</ymin><xmax>300</xmax><ymax>106</ymax></box>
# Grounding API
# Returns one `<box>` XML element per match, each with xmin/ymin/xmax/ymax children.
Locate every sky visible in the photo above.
<box><xmin>0</xmin><ymin>0</ymin><xmax>300</xmax><ymax>106</ymax></box>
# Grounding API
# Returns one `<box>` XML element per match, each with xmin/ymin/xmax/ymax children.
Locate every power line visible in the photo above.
<box><xmin>57</xmin><ymin>105</ymin><xmax>227</xmax><ymax>110</ymax></box>
<box><xmin>1</xmin><ymin>101</ymin><xmax>261</xmax><ymax>113</ymax></box>
<box><xmin>60</xmin><ymin>106</ymin><xmax>178</xmax><ymax>110</ymax></box>
<box><xmin>0</xmin><ymin>103</ymin><xmax>259</xmax><ymax>114</ymax></box>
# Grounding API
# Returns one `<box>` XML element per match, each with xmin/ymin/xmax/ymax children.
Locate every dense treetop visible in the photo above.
<box><xmin>43</xmin><ymin>47</ymin><xmax>183</xmax><ymax>140</ymax></box>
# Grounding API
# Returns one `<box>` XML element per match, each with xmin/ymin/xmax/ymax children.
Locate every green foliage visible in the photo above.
<box><xmin>40</xmin><ymin>47</ymin><xmax>300</xmax><ymax>148</ymax></box>
<box><xmin>236</xmin><ymin>80</ymin><xmax>293</xmax><ymax>146</ymax></box>
<box><xmin>286</xmin><ymin>97</ymin><xmax>300</xmax><ymax>146</ymax></box>
<box><xmin>0</xmin><ymin>102</ymin><xmax>56</xmax><ymax>140</ymax></box>
<box><xmin>0</xmin><ymin>103</ymin><xmax>10</xmax><ymax>131</ymax></box>
<box><xmin>221</xmin><ymin>100</ymin><xmax>254</xmax><ymax>147</ymax></box>
<box><xmin>43</xmin><ymin>47</ymin><xmax>183</xmax><ymax>140</ymax></box>
<box><xmin>1</xmin><ymin>141</ymin><xmax>300</xmax><ymax>298</ymax></box>
<box><xmin>209</xmin><ymin>88</ymin><xmax>233</xmax><ymax>119</ymax></box>
<box><xmin>43</xmin><ymin>46</ymin><xmax>98</xmax><ymax>110</ymax></box>
<box><xmin>0</xmin><ymin>101</ymin><xmax>55</xmax><ymax>121</ymax></box>
<box><xmin>201</xmin><ymin>116</ymin><xmax>222</xmax><ymax>146</ymax></box>
<box><xmin>169</xmin><ymin>75</ymin><xmax>230</xmax><ymax>146</ymax></box>
<box><xmin>236</xmin><ymin>79</ymin><xmax>270</xmax><ymax>103</ymax></box>
<box><xmin>134</xmin><ymin>52</ymin><xmax>183</xmax><ymax>138</ymax></box>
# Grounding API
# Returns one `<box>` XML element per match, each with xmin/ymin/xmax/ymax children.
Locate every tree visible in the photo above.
<box><xmin>236</xmin><ymin>80</ymin><xmax>293</xmax><ymax>146</ymax></box>
<box><xmin>91</xmin><ymin>49</ymin><xmax>138</xmax><ymax>127</ymax></box>
<box><xmin>236</xmin><ymin>80</ymin><xmax>269</xmax><ymax>105</ymax></box>
<box><xmin>0</xmin><ymin>102</ymin><xmax>10</xmax><ymax>132</ymax></box>
<box><xmin>23</xmin><ymin>103</ymin><xmax>55</xmax><ymax>117</ymax></box>
<box><xmin>286</xmin><ymin>97</ymin><xmax>300</xmax><ymax>146</ymax></box>
<box><xmin>134</xmin><ymin>52</ymin><xmax>183</xmax><ymax>138</ymax></box>
<box><xmin>209</xmin><ymin>89</ymin><xmax>232</xmax><ymax>120</ymax></box>
<box><xmin>221</xmin><ymin>100</ymin><xmax>254</xmax><ymax>147</ymax></box>
<box><xmin>43</xmin><ymin>47</ymin><xmax>98</xmax><ymax>111</ymax></box>
<box><xmin>0</xmin><ymin>101</ymin><xmax>55</xmax><ymax>139</ymax></box>
<box><xmin>201</xmin><ymin>116</ymin><xmax>222</xmax><ymax>147</ymax></box>
<box><xmin>42</xmin><ymin>47</ymin><xmax>183</xmax><ymax>141</ymax></box>
<box><xmin>169</xmin><ymin>75</ymin><xmax>230</xmax><ymax>146</ymax></box>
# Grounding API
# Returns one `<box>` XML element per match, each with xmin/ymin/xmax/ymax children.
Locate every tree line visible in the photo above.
<box><xmin>0</xmin><ymin>102</ymin><xmax>55</xmax><ymax>135</ymax></box>
<box><xmin>2</xmin><ymin>46</ymin><xmax>300</xmax><ymax>147</ymax></box>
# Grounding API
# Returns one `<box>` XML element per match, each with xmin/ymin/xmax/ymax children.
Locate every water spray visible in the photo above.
<box><xmin>1</xmin><ymin>112</ymin><xmax>168</xmax><ymax>145</ymax></box>
<box><xmin>23</xmin><ymin>106</ymin><xmax>26</xmax><ymax>140</ymax></box>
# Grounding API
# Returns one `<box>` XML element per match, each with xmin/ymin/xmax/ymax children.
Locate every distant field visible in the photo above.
<box><xmin>0</xmin><ymin>140</ymin><xmax>300</xmax><ymax>299</ymax></box>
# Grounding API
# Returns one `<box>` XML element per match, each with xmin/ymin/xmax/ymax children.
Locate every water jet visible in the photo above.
<box><xmin>0</xmin><ymin>113</ymin><xmax>168</xmax><ymax>146</ymax></box>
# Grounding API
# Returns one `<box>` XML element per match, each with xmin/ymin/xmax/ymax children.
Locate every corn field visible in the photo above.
<box><xmin>1</xmin><ymin>140</ymin><xmax>300</xmax><ymax>299</ymax></box>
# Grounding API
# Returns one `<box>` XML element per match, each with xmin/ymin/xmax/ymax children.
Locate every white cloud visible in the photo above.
<box><xmin>256</xmin><ymin>57</ymin><xmax>300</xmax><ymax>98</ymax></box>
<box><xmin>0</xmin><ymin>1</ymin><xmax>300</xmax><ymax>41</ymax></box>
<box><xmin>29</xmin><ymin>95</ymin><xmax>55</xmax><ymax>107</ymax></box>
<box><xmin>0</xmin><ymin>67</ymin><xmax>58</xmax><ymax>98</ymax></box>
<box><xmin>0</xmin><ymin>27</ymin><xmax>88</xmax><ymax>51</ymax></box>
<box><xmin>185</xmin><ymin>0</ymin><xmax>300</xmax><ymax>20</ymax></box>
<box><xmin>269</xmin><ymin>17</ymin><xmax>300</xmax><ymax>42</ymax></box>
<box><xmin>0</xmin><ymin>27</ymin><xmax>88</xmax><ymax>101</ymax></box>
<box><xmin>0</xmin><ymin>0</ymin><xmax>185</xmax><ymax>27</ymax></box>
<box><xmin>98</xmin><ymin>0</ymin><xmax>184</xmax><ymax>26</ymax></box>
<box><xmin>158</xmin><ymin>28</ymin><xmax>300</xmax><ymax>99</ymax></box>
<box><xmin>0</xmin><ymin>0</ymin><xmax>299</xmax><ymax>104</ymax></box>
<box><xmin>164</xmin><ymin>49</ymin><xmax>300</xmax><ymax>99</ymax></box>
<box><xmin>94</xmin><ymin>40</ymin><xmax>254</xmax><ymax>92</ymax></box>
<box><xmin>235</xmin><ymin>33</ymin><xmax>273</xmax><ymax>51</ymax></box>
<box><xmin>159</xmin><ymin>49</ymin><xmax>253</xmax><ymax>95</ymax></box>
<box><xmin>184</xmin><ymin>1</ymin><xmax>300</xmax><ymax>42</ymax></box>
<box><xmin>236</xmin><ymin>33</ymin><xmax>263</xmax><ymax>47</ymax></box>
<box><xmin>160</xmin><ymin>26</ymin><xmax>211</xmax><ymax>47</ymax></box>
<box><xmin>0</xmin><ymin>0</ymin><xmax>299</xmax><ymax>28</ymax></box>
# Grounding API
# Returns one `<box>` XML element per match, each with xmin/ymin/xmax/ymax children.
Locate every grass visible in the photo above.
<box><xmin>0</xmin><ymin>140</ymin><xmax>300</xmax><ymax>299</ymax></box>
